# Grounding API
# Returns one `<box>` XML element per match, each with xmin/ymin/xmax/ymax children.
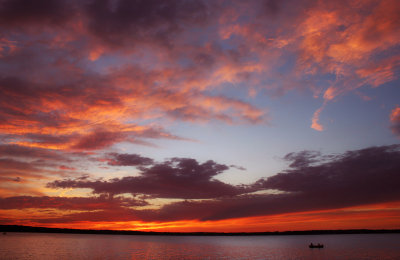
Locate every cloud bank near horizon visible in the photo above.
<box><xmin>1</xmin><ymin>145</ymin><xmax>399</xmax><ymax>226</ymax></box>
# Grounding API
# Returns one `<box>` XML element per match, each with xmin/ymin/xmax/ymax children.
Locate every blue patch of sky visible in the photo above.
<box><xmin>124</xmin><ymin>77</ymin><xmax>399</xmax><ymax>184</ymax></box>
<box><xmin>312</xmin><ymin>79</ymin><xmax>400</xmax><ymax>151</ymax></box>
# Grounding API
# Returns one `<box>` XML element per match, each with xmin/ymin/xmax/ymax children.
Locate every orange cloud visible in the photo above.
<box><xmin>212</xmin><ymin>0</ymin><xmax>400</xmax><ymax>131</ymax></box>
<box><xmin>357</xmin><ymin>56</ymin><xmax>400</xmax><ymax>87</ymax></box>
<box><xmin>311</xmin><ymin>106</ymin><xmax>324</xmax><ymax>131</ymax></box>
<box><xmin>390</xmin><ymin>107</ymin><xmax>400</xmax><ymax>122</ymax></box>
<box><xmin>0</xmin><ymin>63</ymin><xmax>267</xmax><ymax>151</ymax></box>
<box><xmin>297</xmin><ymin>0</ymin><xmax>400</xmax><ymax>130</ymax></box>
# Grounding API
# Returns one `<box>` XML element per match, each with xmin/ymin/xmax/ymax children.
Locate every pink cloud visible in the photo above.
<box><xmin>390</xmin><ymin>106</ymin><xmax>400</xmax><ymax>138</ymax></box>
<box><xmin>311</xmin><ymin>106</ymin><xmax>324</xmax><ymax>131</ymax></box>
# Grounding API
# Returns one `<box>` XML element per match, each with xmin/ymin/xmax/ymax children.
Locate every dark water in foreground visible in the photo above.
<box><xmin>0</xmin><ymin>232</ymin><xmax>400</xmax><ymax>259</ymax></box>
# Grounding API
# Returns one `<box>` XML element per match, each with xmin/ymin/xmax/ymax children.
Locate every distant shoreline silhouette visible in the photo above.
<box><xmin>1</xmin><ymin>225</ymin><xmax>399</xmax><ymax>236</ymax></box>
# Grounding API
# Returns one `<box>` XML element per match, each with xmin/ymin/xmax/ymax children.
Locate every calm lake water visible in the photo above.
<box><xmin>0</xmin><ymin>232</ymin><xmax>399</xmax><ymax>259</ymax></box>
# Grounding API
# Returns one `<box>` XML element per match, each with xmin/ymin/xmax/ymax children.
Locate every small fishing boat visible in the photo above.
<box><xmin>309</xmin><ymin>243</ymin><xmax>324</xmax><ymax>248</ymax></box>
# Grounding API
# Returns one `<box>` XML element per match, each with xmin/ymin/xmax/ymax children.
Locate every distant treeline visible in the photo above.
<box><xmin>1</xmin><ymin>225</ymin><xmax>399</xmax><ymax>236</ymax></box>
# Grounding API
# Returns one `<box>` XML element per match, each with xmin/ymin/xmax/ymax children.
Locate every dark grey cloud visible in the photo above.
<box><xmin>0</xmin><ymin>144</ymin><xmax>90</xmax><ymax>182</ymax></box>
<box><xmin>84</xmin><ymin>0</ymin><xmax>212</xmax><ymax>48</ymax></box>
<box><xmin>0</xmin><ymin>0</ymin><xmax>74</xmax><ymax>28</ymax></box>
<box><xmin>0</xmin><ymin>158</ymin><xmax>41</xmax><ymax>174</ymax></box>
<box><xmin>140</xmin><ymin>145</ymin><xmax>400</xmax><ymax>221</ymax></box>
<box><xmin>106</xmin><ymin>153</ymin><xmax>154</xmax><ymax>166</ymax></box>
<box><xmin>0</xmin><ymin>144</ymin><xmax>64</xmax><ymax>160</ymax></box>
<box><xmin>0</xmin><ymin>195</ymin><xmax>147</xmax><ymax>210</ymax></box>
<box><xmin>48</xmin><ymin>157</ymin><xmax>252</xmax><ymax>199</ymax></box>
<box><xmin>262</xmin><ymin>145</ymin><xmax>400</xmax><ymax>197</ymax></box>
<box><xmin>283</xmin><ymin>150</ymin><xmax>322</xmax><ymax>168</ymax></box>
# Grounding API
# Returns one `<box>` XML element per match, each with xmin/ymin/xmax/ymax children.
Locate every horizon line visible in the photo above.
<box><xmin>1</xmin><ymin>225</ymin><xmax>399</xmax><ymax>236</ymax></box>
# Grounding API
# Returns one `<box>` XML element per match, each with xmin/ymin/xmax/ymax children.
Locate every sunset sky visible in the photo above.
<box><xmin>0</xmin><ymin>0</ymin><xmax>400</xmax><ymax>232</ymax></box>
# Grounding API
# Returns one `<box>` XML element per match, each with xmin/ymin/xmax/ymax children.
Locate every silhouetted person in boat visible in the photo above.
<box><xmin>309</xmin><ymin>243</ymin><xmax>324</xmax><ymax>248</ymax></box>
